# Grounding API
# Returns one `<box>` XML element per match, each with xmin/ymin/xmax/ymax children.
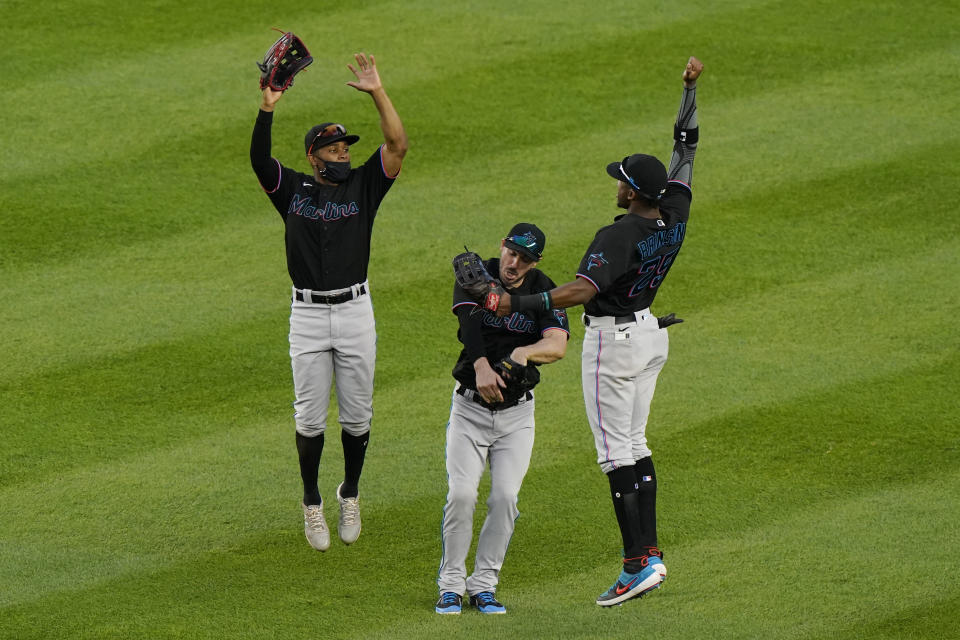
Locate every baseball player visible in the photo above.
<box><xmin>490</xmin><ymin>57</ymin><xmax>704</xmax><ymax>605</ymax></box>
<box><xmin>249</xmin><ymin>53</ymin><xmax>408</xmax><ymax>551</ymax></box>
<box><xmin>435</xmin><ymin>224</ymin><xmax>570</xmax><ymax>615</ymax></box>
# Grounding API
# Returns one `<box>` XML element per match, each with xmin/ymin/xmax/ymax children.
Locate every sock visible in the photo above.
<box><xmin>634</xmin><ymin>456</ymin><xmax>659</xmax><ymax>550</ymax></box>
<box><xmin>607</xmin><ymin>466</ymin><xmax>645</xmax><ymax>570</ymax></box>
<box><xmin>340</xmin><ymin>429</ymin><xmax>369</xmax><ymax>498</ymax></box>
<box><xmin>295</xmin><ymin>432</ymin><xmax>324</xmax><ymax>506</ymax></box>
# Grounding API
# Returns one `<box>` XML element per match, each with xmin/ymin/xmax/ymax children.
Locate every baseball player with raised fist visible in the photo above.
<box><xmin>486</xmin><ymin>57</ymin><xmax>704</xmax><ymax>605</ymax></box>
<box><xmin>436</xmin><ymin>224</ymin><xmax>570</xmax><ymax>615</ymax></box>
<box><xmin>250</xmin><ymin>51</ymin><xmax>408</xmax><ymax>552</ymax></box>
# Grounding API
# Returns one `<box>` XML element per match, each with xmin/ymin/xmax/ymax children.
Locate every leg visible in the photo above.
<box><xmin>438</xmin><ymin>395</ymin><xmax>492</xmax><ymax>596</ymax></box>
<box><xmin>331</xmin><ymin>296</ymin><xmax>377</xmax><ymax>489</ymax></box>
<box><xmin>289</xmin><ymin>304</ymin><xmax>335</xmax><ymax>498</ymax></box>
<box><xmin>339</xmin><ymin>430</ymin><xmax>368</xmax><ymax>499</ymax></box>
<box><xmin>466</xmin><ymin>401</ymin><xmax>535</xmax><ymax>596</ymax></box>
<box><xmin>289</xmin><ymin>303</ymin><xmax>335</xmax><ymax>551</ymax></box>
<box><xmin>607</xmin><ymin>466</ymin><xmax>645</xmax><ymax>564</ymax></box>
<box><xmin>581</xmin><ymin>327</ymin><xmax>639</xmax><ymax>474</ymax></box>
<box><xmin>296</xmin><ymin>432</ymin><xmax>324</xmax><ymax>505</ymax></box>
<box><xmin>630</xmin><ymin>313</ymin><xmax>669</xmax><ymax>556</ymax></box>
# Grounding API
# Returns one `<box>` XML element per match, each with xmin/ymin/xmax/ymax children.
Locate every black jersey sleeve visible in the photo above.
<box><xmin>250</xmin><ymin>109</ymin><xmax>282</xmax><ymax>194</ymax></box>
<box><xmin>454</xmin><ymin>298</ymin><xmax>487</xmax><ymax>364</ymax></box>
<box><xmin>530</xmin><ymin>273</ymin><xmax>571</xmax><ymax>337</ymax></box>
<box><xmin>357</xmin><ymin>145</ymin><xmax>398</xmax><ymax>213</ymax></box>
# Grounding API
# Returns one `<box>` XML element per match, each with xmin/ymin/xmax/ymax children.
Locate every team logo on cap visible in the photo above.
<box><xmin>587</xmin><ymin>253</ymin><xmax>608</xmax><ymax>271</ymax></box>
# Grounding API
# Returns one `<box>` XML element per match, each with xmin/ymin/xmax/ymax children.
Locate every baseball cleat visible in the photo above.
<box><xmin>596</xmin><ymin>563</ymin><xmax>662</xmax><ymax>607</ymax></box>
<box><xmin>648</xmin><ymin>554</ymin><xmax>667</xmax><ymax>580</ymax></box>
<box><xmin>435</xmin><ymin>592</ymin><xmax>462</xmax><ymax>615</ymax></box>
<box><xmin>470</xmin><ymin>591</ymin><xmax>506</xmax><ymax>614</ymax></box>
<box><xmin>302</xmin><ymin>502</ymin><xmax>330</xmax><ymax>552</ymax></box>
<box><xmin>336</xmin><ymin>483</ymin><xmax>362</xmax><ymax>544</ymax></box>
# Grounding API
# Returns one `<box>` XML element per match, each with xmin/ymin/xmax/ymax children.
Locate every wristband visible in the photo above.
<box><xmin>674</xmin><ymin>125</ymin><xmax>699</xmax><ymax>144</ymax></box>
<box><xmin>511</xmin><ymin>292</ymin><xmax>551</xmax><ymax>313</ymax></box>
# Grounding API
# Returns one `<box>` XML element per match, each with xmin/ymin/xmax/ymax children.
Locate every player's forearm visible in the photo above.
<box><xmin>370</xmin><ymin>88</ymin><xmax>409</xmax><ymax>156</ymax></box>
<box><xmin>667</xmin><ymin>83</ymin><xmax>698</xmax><ymax>185</ymax></box>
<box><xmin>456</xmin><ymin>305</ymin><xmax>487</xmax><ymax>362</ymax></box>
<box><xmin>251</xmin><ymin>109</ymin><xmax>273</xmax><ymax>164</ymax></box>
<box><xmin>513</xmin><ymin>331</ymin><xmax>567</xmax><ymax>365</ymax></box>
<box><xmin>509</xmin><ymin>278</ymin><xmax>596</xmax><ymax>315</ymax></box>
<box><xmin>250</xmin><ymin>110</ymin><xmax>280</xmax><ymax>191</ymax></box>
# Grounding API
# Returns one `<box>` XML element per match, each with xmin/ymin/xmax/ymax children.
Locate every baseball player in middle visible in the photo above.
<box><xmin>435</xmin><ymin>223</ymin><xmax>570</xmax><ymax>615</ymax></box>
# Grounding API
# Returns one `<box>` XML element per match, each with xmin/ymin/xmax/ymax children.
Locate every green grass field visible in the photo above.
<box><xmin>2</xmin><ymin>0</ymin><xmax>959</xmax><ymax>638</ymax></box>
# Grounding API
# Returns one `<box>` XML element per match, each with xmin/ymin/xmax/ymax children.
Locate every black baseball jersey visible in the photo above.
<box><xmin>250</xmin><ymin>110</ymin><xmax>397</xmax><ymax>290</ymax></box>
<box><xmin>576</xmin><ymin>181</ymin><xmax>691</xmax><ymax>316</ymax></box>
<box><xmin>451</xmin><ymin>258</ymin><xmax>570</xmax><ymax>389</ymax></box>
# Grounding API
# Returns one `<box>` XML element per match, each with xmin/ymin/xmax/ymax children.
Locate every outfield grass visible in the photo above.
<box><xmin>2</xmin><ymin>0</ymin><xmax>959</xmax><ymax>638</ymax></box>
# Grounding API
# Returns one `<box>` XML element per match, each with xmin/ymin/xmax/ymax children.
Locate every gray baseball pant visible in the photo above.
<box><xmin>581</xmin><ymin>309</ymin><xmax>668</xmax><ymax>474</ymax></box>
<box><xmin>437</xmin><ymin>387</ymin><xmax>535</xmax><ymax>596</ymax></box>
<box><xmin>288</xmin><ymin>282</ymin><xmax>376</xmax><ymax>437</ymax></box>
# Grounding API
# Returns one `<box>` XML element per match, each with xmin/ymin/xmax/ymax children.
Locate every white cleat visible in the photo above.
<box><xmin>302</xmin><ymin>502</ymin><xmax>330</xmax><ymax>552</ymax></box>
<box><xmin>336</xmin><ymin>482</ymin><xmax>362</xmax><ymax>545</ymax></box>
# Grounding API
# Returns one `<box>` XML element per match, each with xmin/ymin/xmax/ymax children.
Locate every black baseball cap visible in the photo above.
<box><xmin>503</xmin><ymin>223</ymin><xmax>545</xmax><ymax>262</ymax></box>
<box><xmin>606</xmin><ymin>153</ymin><xmax>668</xmax><ymax>201</ymax></box>
<box><xmin>304</xmin><ymin>122</ymin><xmax>360</xmax><ymax>155</ymax></box>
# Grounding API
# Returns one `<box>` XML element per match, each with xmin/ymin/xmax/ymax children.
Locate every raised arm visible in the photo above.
<box><xmin>667</xmin><ymin>56</ymin><xmax>704</xmax><ymax>187</ymax></box>
<box><xmin>250</xmin><ymin>87</ymin><xmax>284</xmax><ymax>189</ymax></box>
<box><xmin>347</xmin><ymin>53</ymin><xmax>409</xmax><ymax>178</ymax></box>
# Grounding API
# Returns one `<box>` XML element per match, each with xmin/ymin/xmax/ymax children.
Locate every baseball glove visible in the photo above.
<box><xmin>657</xmin><ymin>313</ymin><xmax>684</xmax><ymax>329</ymax></box>
<box><xmin>453</xmin><ymin>248</ymin><xmax>506</xmax><ymax>313</ymax></box>
<box><xmin>257</xmin><ymin>30</ymin><xmax>313</xmax><ymax>91</ymax></box>
<box><xmin>492</xmin><ymin>355</ymin><xmax>540</xmax><ymax>403</ymax></box>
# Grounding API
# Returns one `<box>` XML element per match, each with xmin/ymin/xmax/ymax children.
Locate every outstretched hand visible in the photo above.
<box><xmin>683</xmin><ymin>56</ymin><xmax>704</xmax><ymax>87</ymax></box>
<box><xmin>346</xmin><ymin>53</ymin><xmax>383</xmax><ymax>93</ymax></box>
<box><xmin>260</xmin><ymin>87</ymin><xmax>283</xmax><ymax>112</ymax></box>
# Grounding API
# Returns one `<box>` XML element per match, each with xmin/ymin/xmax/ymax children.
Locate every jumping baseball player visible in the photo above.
<box><xmin>436</xmin><ymin>224</ymin><xmax>570</xmax><ymax>615</ymax></box>
<box><xmin>485</xmin><ymin>57</ymin><xmax>704</xmax><ymax>605</ymax></box>
<box><xmin>249</xmin><ymin>52</ymin><xmax>408</xmax><ymax>551</ymax></box>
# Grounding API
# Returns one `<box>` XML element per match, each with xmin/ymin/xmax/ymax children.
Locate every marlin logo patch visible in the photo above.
<box><xmin>516</xmin><ymin>231</ymin><xmax>538</xmax><ymax>248</ymax></box>
<box><xmin>587</xmin><ymin>253</ymin><xmax>608</xmax><ymax>271</ymax></box>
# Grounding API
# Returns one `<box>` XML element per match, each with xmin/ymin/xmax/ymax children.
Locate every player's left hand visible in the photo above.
<box><xmin>260</xmin><ymin>87</ymin><xmax>284</xmax><ymax>112</ymax></box>
<box><xmin>346</xmin><ymin>53</ymin><xmax>383</xmax><ymax>93</ymax></box>
<box><xmin>682</xmin><ymin>56</ymin><xmax>704</xmax><ymax>87</ymax></box>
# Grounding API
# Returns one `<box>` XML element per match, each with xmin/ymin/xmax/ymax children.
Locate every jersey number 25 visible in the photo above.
<box><xmin>629</xmin><ymin>246</ymin><xmax>680</xmax><ymax>297</ymax></box>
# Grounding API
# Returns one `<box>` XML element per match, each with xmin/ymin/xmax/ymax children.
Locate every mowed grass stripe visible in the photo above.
<box><xmin>474</xmin><ymin>474</ymin><xmax>960</xmax><ymax>640</ymax></box>
<box><xmin>3</xmin><ymin>335</ymin><xmax>954</xmax><ymax>612</ymax></box>
<box><xmin>3</xmin><ymin>2</ymin><xmax>955</xmax><ymax>266</ymax></box>
<box><xmin>665</xmin><ymin>238</ymin><xmax>958</xmax><ymax>428</ymax></box>
<box><xmin>2</xmin><ymin>0</ymin><xmax>957</xmax><ymax>637</ymax></box>
<box><xmin>4</xmin><ymin>460</ymin><xmax>956</xmax><ymax>638</ymax></box>
<box><xmin>4</xmin><ymin>0</ymin><xmax>951</xmax><ymax>186</ymax></box>
<box><xmin>503</xmin><ymin>355</ymin><xmax>959</xmax><ymax>596</ymax></box>
<box><xmin>4</xmin><ymin>35</ymin><xmax>954</xmax><ymax>287</ymax></box>
<box><xmin>2</xmin><ymin>126</ymin><xmax>955</xmax><ymax>384</ymax></box>
<box><xmin>4</xmin><ymin>229</ymin><xmax>954</xmax><ymax>489</ymax></box>
<box><xmin>2</xmin><ymin>0</ymin><xmax>795</xmax><ymax>175</ymax></box>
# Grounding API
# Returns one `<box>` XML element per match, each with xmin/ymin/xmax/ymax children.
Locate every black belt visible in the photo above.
<box><xmin>456</xmin><ymin>386</ymin><xmax>532</xmax><ymax>411</ymax></box>
<box><xmin>294</xmin><ymin>284</ymin><xmax>366</xmax><ymax>305</ymax></box>
<box><xmin>583</xmin><ymin>314</ymin><xmax>636</xmax><ymax>327</ymax></box>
